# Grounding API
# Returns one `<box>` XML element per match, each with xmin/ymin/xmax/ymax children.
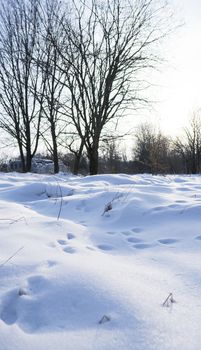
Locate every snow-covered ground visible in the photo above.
<box><xmin>0</xmin><ymin>172</ymin><xmax>201</xmax><ymax>350</ymax></box>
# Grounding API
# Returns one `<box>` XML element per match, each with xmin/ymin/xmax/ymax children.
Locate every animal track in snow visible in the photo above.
<box><xmin>121</xmin><ymin>231</ymin><xmax>131</xmax><ymax>236</ymax></box>
<box><xmin>131</xmin><ymin>228</ymin><xmax>143</xmax><ymax>233</ymax></box>
<box><xmin>47</xmin><ymin>260</ymin><xmax>57</xmax><ymax>268</ymax></box>
<box><xmin>152</xmin><ymin>206</ymin><xmax>165</xmax><ymax>212</ymax></box>
<box><xmin>106</xmin><ymin>231</ymin><xmax>117</xmax><ymax>235</ymax></box>
<box><xmin>67</xmin><ymin>233</ymin><xmax>75</xmax><ymax>240</ymax></box>
<box><xmin>41</xmin><ymin>260</ymin><xmax>57</xmax><ymax>270</ymax></box>
<box><xmin>0</xmin><ymin>289</ymin><xmax>19</xmax><ymax>325</ymax></box>
<box><xmin>55</xmin><ymin>234</ymin><xmax>77</xmax><ymax>254</ymax></box>
<box><xmin>133</xmin><ymin>243</ymin><xmax>153</xmax><ymax>250</ymax></box>
<box><xmin>97</xmin><ymin>244</ymin><xmax>114</xmax><ymax>251</ymax></box>
<box><xmin>127</xmin><ymin>237</ymin><xmax>143</xmax><ymax>243</ymax></box>
<box><xmin>63</xmin><ymin>246</ymin><xmax>76</xmax><ymax>254</ymax></box>
<box><xmin>195</xmin><ymin>235</ymin><xmax>201</xmax><ymax>240</ymax></box>
<box><xmin>57</xmin><ymin>239</ymin><xmax>68</xmax><ymax>246</ymax></box>
<box><xmin>158</xmin><ymin>238</ymin><xmax>179</xmax><ymax>245</ymax></box>
<box><xmin>1</xmin><ymin>276</ymin><xmax>50</xmax><ymax>327</ymax></box>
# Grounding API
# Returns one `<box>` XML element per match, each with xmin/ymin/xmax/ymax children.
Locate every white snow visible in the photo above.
<box><xmin>0</xmin><ymin>172</ymin><xmax>201</xmax><ymax>349</ymax></box>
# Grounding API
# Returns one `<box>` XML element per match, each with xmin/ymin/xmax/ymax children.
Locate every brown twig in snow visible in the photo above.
<box><xmin>162</xmin><ymin>292</ymin><xmax>176</xmax><ymax>307</ymax></box>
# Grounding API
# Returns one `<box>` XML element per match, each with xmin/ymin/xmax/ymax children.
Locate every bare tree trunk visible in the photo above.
<box><xmin>26</xmin><ymin>153</ymin><xmax>32</xmax><ymax>172</ymax></box>
<box><xmin>88</xmin><ymin>145</ymin><xmax>99</xmax><ymax>175</ymax></box>
<box><xmin>191</xmin><ymin>155</ymin><xmax>197</xmax><ymax>174</ymax></box>
<box><xmin>51</xmin><ymin>124</ymin><xmax>59</xmax><ymax>173</ymax></box>
<box><xmin>18</xmin><ymin>141</ymin><xmax>26</xmax><ymax>172</ymax></box>
<box><xmin>73</xmin><ymin>139</ymin><xmax>84</xmax><ymax>175</ymax></box>
<box><xmin>25</xmin><ymin>126</ymin><xmax>32</xmax><ymax>172</ymax></box>
<box><xmin>73</xmin><ymin>155</ymin><xmax>81</xmax><ymax>175</ymax></box>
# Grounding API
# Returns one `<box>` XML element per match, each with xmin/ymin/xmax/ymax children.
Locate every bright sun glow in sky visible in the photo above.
<box><xmin>145</xmin><ymin>0</ymin><xmax>201</xmax><ymax>137</ymax></box>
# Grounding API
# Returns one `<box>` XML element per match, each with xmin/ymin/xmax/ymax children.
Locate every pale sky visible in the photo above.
<box><xmin>139</xmin><ymin>0</ymin><xmax>201</xmax><ymax>137</ymax></box>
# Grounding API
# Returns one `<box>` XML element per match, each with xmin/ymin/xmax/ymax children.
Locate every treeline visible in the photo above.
<box><xmin>2</xmin><ymin>114</ymin><xmax>201</xmax><ymax>174</ymax></box>
<box><xmin>60</xmin><ymin>115</ymin><xmax>201</xmax><ymax>175</ymax></box>
<box><xmin>133</xmin><ymin>116</ymin><xmax>201</xmax><ymax>174</ymax></box>
<box><xmin>0</xmin><ymin>0</ymin><xmax>172</xmax><ymax>174</ymax></box>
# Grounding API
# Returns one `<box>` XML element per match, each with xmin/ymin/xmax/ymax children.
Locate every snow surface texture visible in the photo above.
<box><xmin>0</xmin><ymin>173</ymin><xmax>201</xmax><ymax>349</ymax></box>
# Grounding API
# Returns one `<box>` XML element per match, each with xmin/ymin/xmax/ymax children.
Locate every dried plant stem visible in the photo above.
<box><xmin>0</xmin><ymin>246</ymin><xmax>24</xmax><ymax>268</ymax></box>
<box><xmin>57</xmin><ymin>182</ymin><xmax>63</xmax><ymax>221</ymax></box>
<box><xmin>0</xmin><ymin>217</ymin><xmax>27</xmax><ymax>225</ymax></box>
<box><xmin>162</xmin><ymin>292</ymin><xmax>175</xmax><ymax>307</ymax></box>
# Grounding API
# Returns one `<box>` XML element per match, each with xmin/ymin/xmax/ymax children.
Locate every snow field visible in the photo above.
<box><xmin>0</xmin><ymin>173</ymin><xmax>201</xmax><ymax>349</ymax></box>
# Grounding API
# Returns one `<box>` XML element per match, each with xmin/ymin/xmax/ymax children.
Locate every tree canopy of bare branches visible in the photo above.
<box><xmin>0</xmin><ymin>0</ymin><xmax>47</xmax><ymax>172</ymax></box>
<box><xmin>57</xmin><ymin>0</ymin><xmax>172</xmax><ymax>174</ymax></box>
<box><xmin>133</xmin><ymin>122</ymin><xmax>171</xmax><ymax>174</ymax></box>
<box><xmin>174</xmin><ymin>112</ymin><xmax>201</xmax><ymax>174</ymax></box>
<box><xmin>38</xmin><ymin>0</ymin><xmax>69</xmax><ymax>173</ymax></box>
<box><xmin>0</xmin><ymin>0</ymin><xmax>173</xmax><ymax>174</ymax></box>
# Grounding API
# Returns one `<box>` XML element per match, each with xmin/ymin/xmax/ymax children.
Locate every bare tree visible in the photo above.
<box><xmin>67</xmin><ymin>137</ymin><xmax>85</xmax><ymax>175</ymax></box>
<box><xmin>174</xmin><ymin>112</ymin><xmax>201</xmax><ymax>174</ymax></box>
<box><xmin>133</xmin><ymin>123</ymin><xmax>154</xmax><ymax>170</ymax></box>
<box><xmin>0</xmin><ymin>0</ymin><xmax>47</xmax><ymax>172</ymax></box>
<box><xmin>58</xmin><ymin>132</ymin><xmax>85</xmax><ymax>175</ymax></box>
<box><xmin>39</xmin><ymin>0</ymin><xmax>69</xmax><ymax>173</ymax></box>
<box><xmin>57</xmin><ymin>0</ymin><xmax>172</xmax><ymax>174</ymax></box>
<box><xmin>133</xmin><ymin>122</ymin><xmax>171</xmax><ymax>173</ymax></box>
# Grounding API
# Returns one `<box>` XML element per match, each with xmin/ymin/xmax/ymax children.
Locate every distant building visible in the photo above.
<box><xmin>5</xmin><ymin>157</ymin><xmax>67</xmax><ymax>174</ymax></box>
<box><xmin>31</xmin><ymin>158</ymin><xmax>54</xmax><ymax>174</ymax></box>
<box><xmin>8</xmin><ymin>159</ymin><xmax>22</xmax><ymax>172</ymax></box>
